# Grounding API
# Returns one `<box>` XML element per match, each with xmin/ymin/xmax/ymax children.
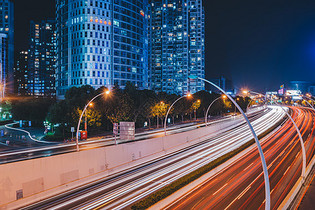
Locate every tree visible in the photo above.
<box><xmin>151</xmin><ymin>102</ymin><xmax>170</xmax><ymax>128</ymax></box>
<box><xmin>173</xmin><ymin>98</ymin><xmax>192</xmax><ymax>122</ymax></box>
<box><xmin>190</xmin><ymin>100</ymin><xmax>201</xmax><ymax>120</ymax></box>
<box><xmin>75</xmin><ymin>107</ymin><xmax>102</xmax><ymax>129</ymax></box>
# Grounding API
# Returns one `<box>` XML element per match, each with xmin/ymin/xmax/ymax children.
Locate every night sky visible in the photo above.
<box><xmin>14</xmin><ymin>0</ymin><xmax>315</xmax><ymax>92</ymax></box>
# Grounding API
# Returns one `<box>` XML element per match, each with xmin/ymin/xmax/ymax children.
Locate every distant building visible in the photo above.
<box><xmin>308</xmin><ymin>86</ymin><xmax>315</xmax><ymax>96</ymax></box>
<box><xmin>289</xmin><ymin>81</ymin><xmax>311</xmax><ymax>94</ymax></box>
<box><xmin>208</xmin><ymin>76</ymin><xmax>234</xmax><ymax>93</ymax></box>
<box><xmin>148</xmin><ymin>0</ymin><xmax>205</xmax><ymax>95</ymax></box>
<box><xmin>28</xmin><ymin>20</ymin><xmax>56</xmax><ymax>97</ymax></box>
<box><xmin>0</xmin><ymin>0</ymin><xmax>14</xmax><ymax>97</ymax></box>
<box><xmin>14</xmin><ymin>51</ymin><xmax>28</xmax><ymax>95</ymax></box>
<box><xmin>55</xmin><ymin>0</ymin><xmax>149</xmax><ymax>99</ymax></box>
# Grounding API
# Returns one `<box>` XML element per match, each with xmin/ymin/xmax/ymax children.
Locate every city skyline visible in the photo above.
<box><xmin>14</xmin><ymin>0</ymin><xmax>315</xmax><ymax>93</ymax></box>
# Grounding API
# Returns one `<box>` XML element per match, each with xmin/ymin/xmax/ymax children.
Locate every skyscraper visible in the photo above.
<box><xmin>55</xmin><ymin>0</ymin><xmax>148</xmax><ymax>99</ymax></box>
<box><xmin>148</xmin><ymin>0</ymin><xmax>205</xmax><ymax>95</ymax></box>
<box><xmin>0</xmin><ymin>0</ymin><xmax>13</xmax><ymax>98</ymax></box>
<box><xmin>15</xmin><ymin>51</ymin><xmax>28</xmax><ymax>96</ymax></box>
<box><xmin>28</xmin><ymin>20</ymin><xmax>56</xmax><ymax>97</ymax></box>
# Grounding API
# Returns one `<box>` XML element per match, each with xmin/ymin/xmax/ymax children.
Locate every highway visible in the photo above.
<box><xmin>167</xmin><ymin>107</ymin><xmax>315</xmax><ymax>210</ymax></box>
<box><xmin>22</xmin><ymin>106</ymin><xmax>286</xmax><ymax>209</ymax></box>
<box><xmin>0</xmin><ymin>108</ymin><xmax>266</xmax><ymax>164</ymax></box>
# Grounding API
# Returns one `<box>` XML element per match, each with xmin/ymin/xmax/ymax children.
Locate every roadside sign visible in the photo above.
<box><xmin>80</xmin><ymin>131</ymin><xmax>88</xmax><ymax>140</ymax></box>
<box><xmin>113</xmin><ymin>123</ymin><xmax>119</xmax><ymax>135</ymax></box>
<box><xmin>71</xmin><ymin>127</ymin><xmax>75</xmax><ymax>132</ymax></box>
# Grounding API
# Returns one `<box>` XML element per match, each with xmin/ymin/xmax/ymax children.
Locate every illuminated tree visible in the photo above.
<box><xmin>151</xmin><ymin>102</ymin><xmax>170</xmax><ymax>128</ymax></box>
<box><xmin>190</xmin><ymin>100</ymin><xmax>201</xmax><ymax>120</ymax></box>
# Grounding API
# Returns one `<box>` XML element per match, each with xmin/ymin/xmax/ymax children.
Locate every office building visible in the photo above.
<box><xmin>0</xmin><ymin>0</ymin><xmax>14</xmax><ymax>98</ymax></box>
<box><xmin>148</xmin><ymin>0</ymin><xmax>205</xmax><ymax>95</ymax></box>
<box><xmin>15</xmin><ymin>51</ymin><xmax>28</xmax><ymax>95</ymax></box>
<box><xmin>28</xmin><ymin>20</ymin><xmax>56</xmax><ymax>97</ymax></box>
<box><xmin>55</xmin><ymin>0</ymin><xmax>149</xmax><ymax>99</ymax></box>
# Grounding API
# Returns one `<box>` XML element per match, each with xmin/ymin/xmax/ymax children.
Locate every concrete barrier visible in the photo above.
<box><xmin>0</xmin><ymin>118</ymin><xmax>244</xmax><ymax>209</ymax></box>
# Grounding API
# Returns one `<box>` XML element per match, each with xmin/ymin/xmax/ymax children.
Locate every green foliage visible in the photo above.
<box><xmin>45</xmin><ymin>84</ymin><xmax>238</xmax><ymax>137</ymax></box>
<box><xmin>76</xmin><ymin>108</ymin><xmax>102</xmax><ymax>128</ymax></box>
<box><xmin>11</xmin><ymin>98</ymin><xmax>55</xmax><ymax>126</ymax></box>
<box><xmin>190</xmin><ymin>100</ymin><xmax>201</xmax><ymax>111</ymax></box>
<box><xmin>151</xmin><ymin>102</ymin><xmax>170</xmax><ymax>119</ymax></box>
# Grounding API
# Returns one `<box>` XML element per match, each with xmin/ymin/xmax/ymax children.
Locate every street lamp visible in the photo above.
<box><xmin>75</xmin><ymin>90</ymin><xmax>110</xmax><ymax>152</ymax></box>
<box><xmin>247</xmin><ymin>90</ymin><xmax>307</xmax><ymax>183</ymax></box>
<box><xmin>189</xmin><ymin>76</ymin><xmax>271</xmax><ymax>210</ymax></box>
<box><xmin>205</xmin><ymin>95</ymin><xmax>226</xmax><ymax>126</ymax></box>
<box><xmin>164</xmin><ymin>93</ymin><xmax>192</xmax><ymax>135</ymax></box>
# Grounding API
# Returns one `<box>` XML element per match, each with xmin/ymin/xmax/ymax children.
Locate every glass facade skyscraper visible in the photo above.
<box><xmin>28</xmin><ymin>20</ymin><xmax>56</xmax><ymax>97</ymax></box>
<box><xmin>56</xmin><ymin>0</ymin><xmax>148</xmax><ymax>99</ymax></box>
<box><xmin>0</xmin><ymin>0</ymin><xmax>13</xmax><ymax>97</ymax></box>
<box><xmin>148</xmin><ymin>0</ymin><xmax>205</xmax><ymax>95</ymax></box>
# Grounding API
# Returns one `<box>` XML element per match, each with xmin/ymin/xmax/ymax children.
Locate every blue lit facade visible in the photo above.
<box><xmin>56</xmin><ymin>0</ymin><xmax>148</xmax><ymax>99</ymax></box>
<box><xmin>149</xmin><ymin>0</ymin><xmax>205</xmax><ymax>95</ymax></box>
<box><xmin>28</xmin><ymin>20</ymin><xmax>56</xmax><ymax>97</ymax></box>
<box><xmin>0</xmin><ymin>0</ymin><xmax>13</xmax><ymax>97</ymax></box>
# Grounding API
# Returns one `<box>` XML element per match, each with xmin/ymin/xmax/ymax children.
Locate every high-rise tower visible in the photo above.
<box><xmin>15</xmin><ymin>51</ymin><xmax>28</xmax><ymax>96</ymax></box>
<box><xmin>149</xmin><ymin>0</ymin><xmax>205</xmax><ymax>95</ymax></box>
<box><xmin>0</xmin><ymin>0</ymin><xmax>14</xmax><ymax>98</ymax></box>
<box><xmin>28</xmin><ymin>20</ymin><xmax>56</xmax><ymax>97</ymax></box>
<box><xmin>56</xmin><ymin>0</ymin><xmax>148</xmax><ymax>99</ymax></box>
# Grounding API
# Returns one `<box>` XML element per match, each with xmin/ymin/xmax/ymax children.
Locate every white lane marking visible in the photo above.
<box><xmin>243</xmin><ymin>163</ymin><xmax>254</xmax><ymax>171</ymax></box>
<box><xmin>237</xmin><ymin>186</ymin><xmax>251</xmax><ymax>200</ymax></box>
<box><xmin>283</xmin><ymin>167</ymin><xmax>290</xmax><ymax>176</ymax></box>
<box><xmin>296</xmin><ymin>151</ymin><xmax>300</xmax><ymax>158</ymax></box>
<box><xmin>224</xmin><ymin>185</ymin><xmax>251</xmax><ymax>210</ymax></box>
<box><xmin>213</xmin><ymin>183</ymin><xmax>228</xmax><ymax>196</ymax></box>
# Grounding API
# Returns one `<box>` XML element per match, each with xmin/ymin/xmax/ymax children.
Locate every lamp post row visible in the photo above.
<box><xmin>75</xmin><ymin>79</ymin><xmax>315</xmax><ymax>210</ymax></box>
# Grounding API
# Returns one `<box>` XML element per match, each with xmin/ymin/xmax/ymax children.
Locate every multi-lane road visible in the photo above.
<box><xmin>168</xmin><ymin>106</ymin><xmax>315</xmax><ymax>210</ymax></box>
<box><xmin>21</xmin><ymin>106</ymin><xmax>286</xmax><ymax>209</ymax></box>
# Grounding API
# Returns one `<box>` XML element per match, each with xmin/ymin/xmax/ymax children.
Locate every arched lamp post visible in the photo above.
<box><xmin>75</xmin><ymin>90</ymin><xmax>110</xmax><ymax>152</ymax></box>
<box><xmin>303</xmin><ymin>95</ymin><xmax>315</xmax><ymax>111</ymax></box>
<box><xmin>189</xmin><ymin>76</ymin><xmax>271</xmax><ymax>210</ymax></box>
<box><xmin>205</xmin><ymin>95</ymin><xmax>226</xmax><ymax>126</ymax></box>
<box><xmin>246</xmin><ymin>90</ymin><xmax>307</xmax><ymax>182</ymax></box>
<box><xmin>274</xmin><ymin>101</ymin><xmax>307</xmax><ymax>181</ymax></box>
<box><xmin>164</xmin><ymin>94</ymin><xmax>192</xmax><ymax>136</ymax></box>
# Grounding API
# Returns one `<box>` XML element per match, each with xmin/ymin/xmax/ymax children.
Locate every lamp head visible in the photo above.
<box><xmin>243</xmin><ymin>90</ymin><xmax>249</xmax><ymax>94</ymax></box>
<box><xmin>222</xmin><ymin>95</ymin><xmax>227</xmax><ymax>99</ymax></box>
<box><xmin>105</xmin><ymin>90</ymin><xmax>110</xmax><ymax>95</ymax></box>
<box><xmin>187</xmin><ymin>93</ymin><xmax>192</xmax><ymax>98</ymax></box>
